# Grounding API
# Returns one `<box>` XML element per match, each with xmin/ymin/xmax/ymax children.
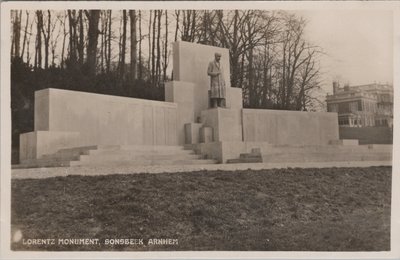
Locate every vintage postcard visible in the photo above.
<box><xmin>1</xmin><ymin>1</ymin><xmax>399</xmax><ymax>259</ymax></box>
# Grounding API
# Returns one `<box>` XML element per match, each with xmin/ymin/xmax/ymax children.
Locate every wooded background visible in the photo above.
<box><xmin>10</xmin><ymin>10</ymin><xmax>324</xmax><ymax>162</ymax></box>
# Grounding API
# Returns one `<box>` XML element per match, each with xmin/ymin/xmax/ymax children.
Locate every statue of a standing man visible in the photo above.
<box><xmin>207</xmin><ymin>52</ymin><xmax>226</xmax><ymax>108</ymax></box>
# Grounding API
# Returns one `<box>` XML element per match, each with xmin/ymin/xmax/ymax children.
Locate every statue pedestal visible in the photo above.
<box><xmin>200</xmin><ymin>108</ymin><xmax>243</xmax><ymax>142</ymax></box>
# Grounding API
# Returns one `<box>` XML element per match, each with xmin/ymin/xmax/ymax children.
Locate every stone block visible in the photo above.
<box><xmin>200</xmin><ymin>108</ymin><xmax>242</xmax><ymax>142</ymax></box>
<box><xmin>185</xmin><ymin>123</ymin><xmax>202</xmax><ymax>144</ymax></box>
<box><xmin>329</xmin><ymin>139</ymin><xmax>359</xmax><ymax>146</ymax></box>
<box><xmin>34</xmin><ymin>89</ymin><xmax>50</xmax><ymax>130</ymax></box>
<box><xmin>20</xmin><ymin>131</ymin><xmax>80</xmax><ymax>161</ymax></box>
<box><xmin>200</xmin><ymin>127</ymin><xmax>213</xmax><ymax>143</ymax></box>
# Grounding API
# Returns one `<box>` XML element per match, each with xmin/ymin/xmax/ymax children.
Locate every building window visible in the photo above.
<box><xmin>349</xmin><ymin>102</ymin><xmax>358</xmax><ymax>112</ymax></box>
<box><xmin>339</xmin><ymin>118</ymin><xmax>349</xmax><ymax>126</ymax></box>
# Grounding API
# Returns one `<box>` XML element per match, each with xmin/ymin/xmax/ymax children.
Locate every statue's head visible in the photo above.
<box><xmin>214</xmin><ymin>52</ymin><xmax>222</xmax><ymax>62</ymax></box>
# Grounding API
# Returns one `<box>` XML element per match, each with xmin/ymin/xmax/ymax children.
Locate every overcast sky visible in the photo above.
<box><xmin>297</xmin><ymin>10</ymin><xmax>393</xmax><ymax>94</ymax></box>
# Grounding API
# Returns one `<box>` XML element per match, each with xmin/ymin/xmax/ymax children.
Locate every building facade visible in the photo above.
<box><xmin>326</xmin><ymin>82</ymin><xmax>393</xmax><ymax>127</ymax></box>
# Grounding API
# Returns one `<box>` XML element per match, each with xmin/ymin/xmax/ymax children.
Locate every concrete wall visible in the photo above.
<box><xmin>242</xmin><ymin>109</ymin><xmax>339</xmax><ymax>146</ymax></box>
<box><xmin>165</xmin><ymin>81</ymin><xmax>195</xmax><ymax>144</ymax></box>
<box><xmin>172</xmin><ymin>41</ymin><xmax>242</xmax><ymax>119</ymax></box>
<box><xmin>339</xmin><ymin>126</ymin><xmax>393</xmax><ymax>144</ymax></box>
<box><xmin>40</xmin><ymin>88</ymin><xmax>178</xmax><ymax>146</ymax></box>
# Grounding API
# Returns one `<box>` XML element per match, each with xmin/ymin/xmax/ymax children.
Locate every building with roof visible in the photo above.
<box><xmin>326</xmin><ymin>82</ymin><xmax>393</xmax><ymax>127</ymax></box>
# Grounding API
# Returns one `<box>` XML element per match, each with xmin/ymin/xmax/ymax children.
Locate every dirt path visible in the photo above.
<box><xmin>11</xmin><ymin>161</ymin><xmax>392</xmax><ymax>179</ymax></box>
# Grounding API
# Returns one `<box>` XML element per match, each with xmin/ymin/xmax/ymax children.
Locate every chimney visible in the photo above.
<box><xmin>344</xmin><ymin>83</ymin><xmax>350</xmax><ymax>91</ymax></box>
<box><xmin>333</xmin><ymin>81</ymin><xmax>339</xmax><ymax>94</ymax></box>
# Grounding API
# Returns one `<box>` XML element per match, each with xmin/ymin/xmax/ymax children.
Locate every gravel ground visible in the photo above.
<box><xmin>11</xmin><ymin>161</ymin><xmax>392</xmax><ymax>179</ymax></box>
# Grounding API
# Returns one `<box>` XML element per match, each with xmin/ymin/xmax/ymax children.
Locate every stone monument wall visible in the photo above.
<box><xmin>20</xmin><ymin>88</ymin><xmax>178</xmax><ymax>160</ymax></box>
<box><xmin>242</xmin><ymin>109</ymin><xmax>339</xmax><ymax>146</ymax></box>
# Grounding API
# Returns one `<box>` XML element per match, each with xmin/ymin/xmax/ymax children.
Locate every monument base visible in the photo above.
<box><xmin>20</xmin><ymin>131</ymin><xmax>80</xmax><ymax>161</ymax></box>
<box><xmin>186</xmin><ymin>141</ymin><xmax>392</xmax><ymax>164</ymax></box>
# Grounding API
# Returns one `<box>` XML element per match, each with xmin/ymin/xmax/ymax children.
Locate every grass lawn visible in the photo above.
<box><xmin>11</xmin><ymin>166</ymin><xmax>391</xmax><ymax>251</ymax></box>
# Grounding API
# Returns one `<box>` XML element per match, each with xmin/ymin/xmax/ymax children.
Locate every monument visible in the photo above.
<box><xmin>17</xmin><ymin>41</ymin><xmax>392</xmax><ymax>167</ymax></box>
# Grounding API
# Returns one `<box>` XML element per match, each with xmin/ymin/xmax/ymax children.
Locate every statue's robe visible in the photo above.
<box><xmin>207</xmin><ymin>60</ymin><xmax>226</xmax><ymax>99</ymax></box>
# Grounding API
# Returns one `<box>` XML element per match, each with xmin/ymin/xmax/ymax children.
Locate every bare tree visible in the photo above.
<box><xmin>11</xmin><ymin>10</ymin><xmax>22</xmax><ymax>59</ymax></box>
<box><xmin>129</xmin><ymin>10</ymin><xmax>137</xmax><ymax>80</ymax></box>
<box><xmin>148</xmin><ymin>10</ymin><xmax>152</xmax><ymax>76</ymax></box>
<box><xmin>85</xmin><ymin>10</ymin><xmax>100</xmax><ymax>75</ymax></box>
<box><xmin>67</xmin><ymin>10</ymin><xmax>77</xmax><ymax>65</ymax></box>
<box><xmin>156</xmin><ymin>10</ymin><xmax>162</xmax><ymax>85</ymax></box>
<box><xmin>35</xmin><ymin>10</ymin><xmax>43</xmax><ymax>68</ymax></box>
<box><xmin>107</xmin><ymin>10</ymin><xmax>112</xmax><ymax>73</ymax></box>
<box><xmin>151</xmin><ymin>10</ymin><xmax>156</xmax><ymax>83</ymax></box>
<box><xmin>20</xmin><ymin>11</ymin><xmax>29</xmax><ymax>61</ymax></box>
<box><xmin>119</xmin><ymin>10</ymin><xmax>127</xmax><ymax>78</ymax></box>
<box><xmin>163</xmin><ymin>10</ymin><xmax>169</xmax><ymax>82</ymax></box>
<box><xmin>60</xmin><ymin>12</ymin><xmax>67</xmax><ymax>69</ymax></box>
<box><xmin>25</xmin><ymin>13</ymin><xmax>34</xmax><ymax>64</ymax></box>
<box><xmin>41</xmin><ymin>10</ymin><xmax>52</xmax><ymax>69</ymax></box>
<box><xmin>50</xmin><ymin>12</ymin><xmax>62</xmax><ymax>67</ymax></box>
<box><xmin>181</xmin><ymin>10</ymin><xmax>197</xmax><ymax>42</ymax></box>
<box><xmin>174</xmin><ymin>10</ymin><xmax>180</xmax><ymax>42</ymax></box>
<box><xmin>77</xmin><ymin>10</ymin><xmax>84</xmax><ymax>65</ymax></box>
<box><xmin>138</xmin><ymin>10</ymin><xmax>143</xmax><ymax>80</ymax></box>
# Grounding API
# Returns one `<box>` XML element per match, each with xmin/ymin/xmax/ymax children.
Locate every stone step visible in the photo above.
<box><xmin>262</xmin><ymin>152</ymin><xmax>391</xmax><ymax>163</ymax></box>
<box><xmin>105</xmin><ymin>145</ymin><xmax>187</xmax><ymax>152</ymax></box>
<box><xmin>84</xmin><ymin>148</ymin><xmax>195</xmax><ymax>156</ymax></box>
<box><xmin>40</xmin><ymin>145</ymin><xmax>99</xmax><ymax>159</ymax></box>
<box><xmin>42</xmin><ymin>145</ymin><xmax>189</xmax><ymax>158</ymax></box>
<box><xmin>227</xmin><ymin>157</ymin><xmax>263</xmax><ymax>164</ymax></box>
<box><xmin>21</xmin><ymin>155</ymin><xmax>79</xmax><ymax>165</ymax></box>
<box><xmin>19</xmin><ymin>144</ymin><xmax>211</xmax><ymax>168</ymax></box>
<box><xmin>41</xmin><ymin>145</ymin><xmax>194</xmax><ymax>160</ymax></box>
<box><xmin>262</xmin><ymin>145</ymin><xmax>392</xmax><ymax>154</ymax></box>
<box><xmin>78</xmin><ymin>153</ymin><xmax>202</xmax><ymax>162</ymax></box>
<box><xmin>70</xmin><ymin>159</ymin><xmax>218</xmax><ymax>167</ymax></box>
<box><xmin>239</xmin><ymin>153</ymin><xmax>262</xmax><ymax>159</ymax></box>
<box><xmin>17</xmin><ymin>160</ymin><xmax>73</xmax><ymax>168</ymax></box>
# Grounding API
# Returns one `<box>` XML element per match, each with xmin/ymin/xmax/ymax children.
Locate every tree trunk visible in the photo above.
<box><xmin>67</xmin><ymin>10</ymin><xmax>77</xmax><ymax>65</ymax></box>
<box><xmin>107</xmin><ymin>10</ymin><xmax>112</xmax><ymax>73</ymax></box>
<box><xmin>21</xmin><ymin>11</ymin><xmax>29</xmax><ymax>61</ymax></box>
<box><xmin>190</xmin><ymin>10</ymin><xmax>196</xmax><ymax>42</ymax></box>
<box><xmin>138</xmin><ymin>10</ymin><xmax>143</xmax><ymax>80</ymax></box>
<box><xmin>61</xmin><ymin>13</ymin><xmax>67</xmax><ymax>69</ymax></box>
<box><xmin>151</xmin><ymin>10</ymin><xmax>156</xmax><ymax>83</ymax></box>
<box><xmin>86</xmin><ymin>10</ymin><xmax>100</xmax><ymax>76</ymax></box>
<box><xmin>14</xmin><ymin>11</ymin><xmax>22</xmax><ymax>58</ymax></box>
<box><xmin>120</xmin><ymin>10</ymin><xmax>127</xmax><ymax>78</ymax></box>
<box><xmin>174</xmin><ymin>10</ymin><xmax>180</xmax><ymax>42</ymax></box>
<box><xmin>35</xmin><ymin>10</ymin><xmax>43</xmax><ymax>68</ymax></box>
<box><xmin>100</xmin><ymin>11</ymin><xmax>105</xmax><ymax>73</ymax></box>
<box><xmin>26</xmin><ymin>18</ymin><xmax>33</xmax><ymax>64</ymax></box>
<box><xmin>156</xmin><ymin>10</ymin><xmax>162</xmax><ymax>85</ymax></box>
<box><xmin>129</xmin><ymin>10</ymin><xmax>137</xmax><ymax>81</ymax></box>
<box><xmin>148</xmin><ymin>10</ymin><xmax>152</xmax><ymax>77</ymax></box>
<box><xmin>78</xmin><ymin>10</ymin><xmax>84</xmax><ymax>65</ymax></box>
<box><xmin>163</xmin><ymin>10</ymin><xmax>168</xmax><ymax>82</ymax></box>
<box><xmin>42</xmin><ymin>10</ymin><xmax>51</xmax><ymax>69</ymax></box>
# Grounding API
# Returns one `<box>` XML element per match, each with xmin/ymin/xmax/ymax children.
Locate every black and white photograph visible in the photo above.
<box><xmin>0</xmin><ymin>1</ymin><xmax>399</xmax><ymax>259</ymax></box>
